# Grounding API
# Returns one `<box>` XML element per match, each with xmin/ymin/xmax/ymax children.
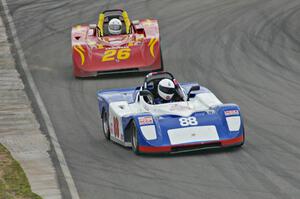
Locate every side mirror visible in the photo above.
<box><xmin>139</xmin><ymin>90</ymin><xmax>154</xmax><ymax>104</ymax></box>
<box><xmin>187</xmin><ymin>85</ymin><xmax>200</xmax><ymax>101</ymax></box>
<box><xmin>140</xmin><ymin>90</ymin><xmax>153</xmax><ymax>97</ymax></box>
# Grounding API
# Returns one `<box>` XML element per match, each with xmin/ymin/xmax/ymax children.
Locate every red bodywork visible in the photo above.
<box><xmin>72</xmin><ymin>17</ymin><xmax>162</xmax><ymax>77</ymax></box>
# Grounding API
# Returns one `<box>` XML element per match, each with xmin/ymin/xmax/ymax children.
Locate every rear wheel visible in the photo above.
<box><xmin>159</xmin><ymin>47</ymin><xmax>164</xmax><ymax>71</ymax></box>
<box><xmin>150</xmin><ymin>45</ymin><xmax>164</xmax><ymax>72</ymax></box>
<box><xmin>130</xmin><ymin>122</ymin><xmax>140</xmax><ymax>155</ymax></box>
<box><xmin>102</xmin><ymin>112</ymin><xmax>110</xmax><ymax>140</ymax></box>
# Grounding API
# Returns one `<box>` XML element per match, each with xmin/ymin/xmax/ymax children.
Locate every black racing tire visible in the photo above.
<box><xmin>130</xmin><ymin>121</ymin><xmax>140</xmax><ymax>155</ymax></box>
<box><xmin>151</xmin><ymin>45</ymin><xmax>164</xmax><ymax>72</ymax></box>
<box><xmin>159</xmin><ymin>46</ymin><xmax>164</xmax><ymax>71</ymax></box>
<box><xmin>102</xmin><ymin>111</ymin><xmax>110</xmax><ymax>140</ymax></box>
<box><xmin>240</xmin><ymin>129</ymin><xmax>245</xmax><ymax>147</ymax></box>
<box><xmin>235</xmin><ymin>129</ymin><xmax>245</xmax><ymax>148</ymax></box>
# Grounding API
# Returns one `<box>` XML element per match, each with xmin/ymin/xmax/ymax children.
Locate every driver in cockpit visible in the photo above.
<box><xmin>108</xmin><ymin>18</ymin><xmax>123</xmax><ymax>35</ymax></box>
<box><xmin>154</xmin><ymin>79</ymin><xmax>177</xmax><ymax>104</ymax></box>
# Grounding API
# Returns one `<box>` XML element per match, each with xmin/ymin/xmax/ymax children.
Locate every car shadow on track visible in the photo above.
<box><xmin>75</xmin><ymin>71</ymin><xmax>150</xmax><ymax>81</ymax></box>
<box><xmin>139</xmin><ymin>146</ymin><xmax>244</xmax><ymax>158</ymax></box>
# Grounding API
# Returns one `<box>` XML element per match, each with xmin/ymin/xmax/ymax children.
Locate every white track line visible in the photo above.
<box><xmin>1</xmin><ymin>0</ymin><xmax>81</xmax><ymax>198</ymax></box>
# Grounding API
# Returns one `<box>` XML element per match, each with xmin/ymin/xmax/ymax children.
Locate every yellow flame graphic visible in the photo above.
<box><xmin>148</xmin><ymin>38</ymin><xmax>158</xmax><ymax>58</ymax></box>
<box><xmin>74</xmin><ymin>45</ymin><xmax>85</xmax><ymax>65</ymax></box>
<box><xmin>97</xmin><ymin>44</ymin><xmax>104</xmax><ymax>49</ymax></box>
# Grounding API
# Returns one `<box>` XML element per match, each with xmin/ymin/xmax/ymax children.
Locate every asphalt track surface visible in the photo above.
<box><xmin>3</xmin><ymin>0</ymin><xmax>300</xmax><ymax>198</ymax></box>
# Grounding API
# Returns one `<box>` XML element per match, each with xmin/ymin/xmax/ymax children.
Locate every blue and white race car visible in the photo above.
<box><xmin>97</xmin><ymin>72</ymin><xmax>245</xmax><ymax>154</ymax></box>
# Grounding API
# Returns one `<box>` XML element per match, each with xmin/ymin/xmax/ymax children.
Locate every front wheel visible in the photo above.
<box><xmin>102</xmin><ymin>112</ymin><xmax>110</xmax><ymax>140</ymax></box>
<box><xmin>234</xmin><ymin>130</ymin><xmax>245</xmax><ymax>148</ymax></box>
<box><xmin>240</xmin><ymin>131</ymin><xmax>245</xmax><ymax>147</ymax></box>
<box><xmin>130</xmin><ymin>122</ymin><xmax>140</xmax><ymax>155</ymax></box>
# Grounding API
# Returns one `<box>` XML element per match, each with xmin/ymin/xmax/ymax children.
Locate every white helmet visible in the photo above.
<box><xmin>158</xmin><ymin>79</ymin><xmax>175</xmax><ymax>101</ymax></box>
<box><xmin>108</xmin><ymin>18</ymin><xmax>122</xmax><ymax>35</ymax></box>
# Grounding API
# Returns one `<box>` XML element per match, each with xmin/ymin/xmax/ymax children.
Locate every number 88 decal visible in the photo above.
<box><xmin>179</xmin><ymin>117</ymin><xmax>198</xmax><ymax>126</ymax></box>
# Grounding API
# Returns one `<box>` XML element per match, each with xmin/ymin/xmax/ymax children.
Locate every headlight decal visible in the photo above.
<box><xmin>140</xmin><ymin>125</ymin><xmax>157</xmax><ymax>140</ymax></box>
<box><xmin>226</xmin><ymin>116</ymin><xmax>241</xmax><ymax>132</ymax></box>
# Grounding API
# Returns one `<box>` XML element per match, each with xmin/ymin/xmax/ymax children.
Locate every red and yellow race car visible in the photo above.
<box><xmin>71</xmin><ymin>9</ymin><xmax>163</xmax><ymax>77</ymax></box>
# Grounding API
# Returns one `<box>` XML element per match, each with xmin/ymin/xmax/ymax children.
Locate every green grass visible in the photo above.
<box><xmin>0</xmin><ymin>144</ymin><xmax>42</xmax><ymax>199</ymax></box>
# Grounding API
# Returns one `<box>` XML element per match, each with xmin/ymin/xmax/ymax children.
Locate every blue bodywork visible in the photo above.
<box><xmin>97</xmin><ymin>82</ymin><xmax>244</xmax><ymax>151</ymax></box>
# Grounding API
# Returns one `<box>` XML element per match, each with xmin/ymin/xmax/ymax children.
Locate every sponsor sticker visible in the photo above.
<box><xmin>138</xmin><ymin>116</ymin><xmax>153</xmax><ymax>125</ymax></box>
<box><xmin>113</xmin><ymin>117</ymin><xmax>120</xmax><ymax>138</ymax></box>
<box><xmin>224</xmin><ymin>110</ymin><xmax>239</xmax><ymax>116</ymax></box>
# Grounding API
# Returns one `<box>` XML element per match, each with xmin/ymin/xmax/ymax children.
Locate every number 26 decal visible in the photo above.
<box><xmin>179</xmin><ymin>117</ymin><xmax>198</xmax><ymax>126</ymax></box>
<box><xmin>102</xmin><ymin>48</ymin><xmax>131</xmax><ymax>62</ymax></box>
